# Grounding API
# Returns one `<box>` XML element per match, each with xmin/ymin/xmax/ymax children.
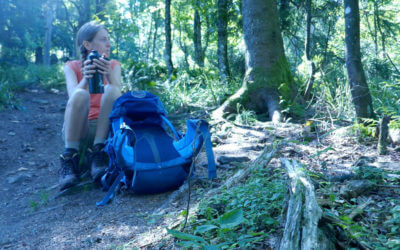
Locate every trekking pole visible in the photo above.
<box><xmin>182</xmin><ymin>121</ymin><xmax>203</xmax><ymax>230</ymax></box>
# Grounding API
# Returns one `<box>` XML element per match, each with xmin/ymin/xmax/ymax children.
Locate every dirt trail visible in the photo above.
<box><xmin>2</xmin><ymin>88</ymin><xmax>399</xmax><ymax>249</ymax></box>
<box><xmin>0</xmin><ymin>88</ymin><xmax>174</xmax><ymax>249</ymax></box>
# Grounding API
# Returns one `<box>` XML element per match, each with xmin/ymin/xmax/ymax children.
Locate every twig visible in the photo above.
<box><xmin>204</xmin><ymin>140</ymin><xmax>286</xmax><ymax>199</ymax></box>
<box><xmin>385</xmin><ymin>52</ymin><xmax>400</xmax><ymax>76</ymax></box>
<box><xmin>348</xmin><ymin>198</ymin><xmax>373</xmax><ymax>221</ymax></box>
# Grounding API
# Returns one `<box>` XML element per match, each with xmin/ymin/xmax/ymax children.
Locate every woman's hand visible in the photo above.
<box><xmin>82</xmin><ymin>59</ymin><xmax>96</xmax><ymax>81</ymax></box>
<box><xmin>93</xmin><ymin>54</ymin><xmax>111</xmax><ymax>80</ymax></box>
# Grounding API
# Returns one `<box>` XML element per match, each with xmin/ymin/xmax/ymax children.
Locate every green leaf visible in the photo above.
<box><xmin>194</xmin><ymin>224</ymin><xmax>219</xmax><ymax>235</ymax></box>
<box><xmin>203</xmin><ymin>245</ymin><xmax>221</xmax><ymax>250</ymax></box>
<box><xmin>177</xmin><ymin>241</ymin><xmax>202</xmax><ymax>248</ymax></box>
<box><xmin>218</xmin><ymin>208</ymin><xmax>245</xmax><ymax>229</ymax></box>
<box><xmin>167</xmin><ymin>229</ymin><xmax>206</xmax><ymax>243</ymax></box>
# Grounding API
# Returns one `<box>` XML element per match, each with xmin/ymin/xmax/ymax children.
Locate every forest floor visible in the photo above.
<box><xmin>0</xmin><ymin>87</ymin><xmax>399</xmax><ymax>249</ymax></box>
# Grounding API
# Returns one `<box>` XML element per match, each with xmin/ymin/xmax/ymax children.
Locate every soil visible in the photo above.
<box><xmin>0</xmin><ymin>88</ymin><xmax>175</xmax><ymax>249</ymax></box>
<box><xmin>1</xmin><ymin>87</ymin><xmax>399</xmax><ymax>249</ymax></box>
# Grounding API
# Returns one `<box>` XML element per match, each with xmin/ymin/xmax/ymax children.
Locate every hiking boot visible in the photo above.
<box><xmin>59</xmin><ymin>150</ymin><xmax>80</xmax><ymax>190</ymax></box>
<box><xmin>90</xmin><ymin>143</ymin><xmax>108</xmax><ymax>181</ymax></box>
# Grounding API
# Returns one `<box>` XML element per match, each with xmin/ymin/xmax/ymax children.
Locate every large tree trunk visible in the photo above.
<box><xmin>164</xmin><ymin>0</ymin><xmax>174</xmax><ymax>77</ymax></box>
<box><xmin>344</xmin><ymin>0</ymin><xmax>374</xmax><ymax>119</ymax></box>
<box><xmin>217</xmin><ymin>0</ymin><xmax>230</xmax><ymax>83</ymax></box>
<box><xmin>303</xmin><ymin>0</ymin><xmax>316</xmax><ymax>99</ymax></box>
<box><xmin>213</xmin><ymin>0</ymin><xmax>294</xmax><ymax>123</ymax></box>
<box><xmin>43</xmin><ymin>4</ymin><xmax>53</xmax><ymax>67</ymax></box>
<box><xmin>193</xmin><ymin>0</ymin><xmax>204</xmax><ymax>67</ymax></box>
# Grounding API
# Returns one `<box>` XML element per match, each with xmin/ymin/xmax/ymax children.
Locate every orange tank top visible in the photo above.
<box><xmin>65</xmin><ymin>60</ymin><xmax>120</xmax><ymax>120</ymax></box>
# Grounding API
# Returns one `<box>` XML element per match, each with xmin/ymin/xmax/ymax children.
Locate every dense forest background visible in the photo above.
<box><xmin>1</xmin><ymin>0</ymin><xmax>400</xmax><ymax>124</ymax></box>
<box><xmin>1</xmin><ymin>0</ymin><xmax>400</xmax><ymax>248</ymax></box>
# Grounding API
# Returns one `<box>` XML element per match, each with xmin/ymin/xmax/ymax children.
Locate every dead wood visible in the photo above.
<box><xmin>348</xmin><ymin>198</ymin><xmax>373</xmax><ymax>221</ymax></box>
<box><xmin>279</xmin><ymin>158</ymin><xmax>322</xmax><ymax>250</ymax></box>
<box><xmin>205</xmin><ymin>141</ymin><xmax>286</xmax><ymax>200</ymax></box>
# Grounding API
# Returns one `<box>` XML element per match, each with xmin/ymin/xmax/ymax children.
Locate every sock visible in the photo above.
<box><xmin>93</xmin><ymin>137</ymin><xmax>106</xmax><ymax>146</ymax></box>
<box><xmin>65</xmin><ymin>141</ymin><xmax>79</xmax><ymax>151</ymax></box>
<box><xmin>63</xmin><ymin>147</ymin><xmax>78</xmax><ymax>155</ymax></box>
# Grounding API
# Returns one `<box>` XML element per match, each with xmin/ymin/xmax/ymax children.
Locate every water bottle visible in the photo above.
<box><xmin>87</xmin><ymin>50</ymin><xmax>104</xmax><ymax>94</ymax></box>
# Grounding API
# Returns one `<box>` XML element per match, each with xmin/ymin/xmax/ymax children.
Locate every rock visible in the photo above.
<box><xmin>50</xmin><ymin>88</ymin><xmax>60</xmax><ymax>94</ymax></box>
<box><xmin>7</xmin><ymin>173</ymin><xmax>32</xmax><ymax>184</ymax></box>
<box><xmin>32</xmin><ymin>98</ymin><xmax>49</xmax><ymax>105</ymax></box>
<box><xmin>339</xmin><ymin>180</ymin><xmax>376</xmax><ymax>199</ymax></box>
<box><xmin>217</xmin><ymin>155</ymin><xmax>250</xmax><ymax>164</ymax></box>
<box><xmin>37</xmin><ymin>162</ymin><xmax>49</xmax><ymax>169</ymax></box>
<box><xmin>389</xmin><ymin>128</ymin><xmax>400</xmax><ymax>145</ymax></box>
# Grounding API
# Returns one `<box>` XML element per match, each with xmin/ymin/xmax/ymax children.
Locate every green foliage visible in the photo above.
<box><xmin>0</xmin><ymin>63</ymin><xmax>64</xmax><ymax>109</ymax></box>
<box><xmin>388</xmin><ymin>116</ymin><xmax>400</xmax><ymax>129</ymax></box>
<box><xmin>126</xmin><ymin>68</ymin><xmax>241</xmax><ymax>115</ymax></box>
<box><xmin>355</xmin><ymin>165</ymin><xmax>384</xmax><ymax>184</ymax></box>
<box><xmin>351</xmin><ymin>119</ymin><xmax>379</xmax><ymax>141</ymax></box>
<box><xmin>169</xmin><ymin>167</ymin><xmax>286</xmax><ymax>248</ymax></box>
<box><xmin>230</xmin><ymin>103</ymin><xmax>257</xmax><ymax>125</ymax></box>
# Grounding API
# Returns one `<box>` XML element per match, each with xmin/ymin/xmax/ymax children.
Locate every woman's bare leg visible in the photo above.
<box><xmin>91</xmin><ymin>84</ymin><xmax>121</xmax><ymax>179</ymax></box>
<box><xmin>59</xmin><ymin>88</ymin><xmax>89</xmax><ymax>190</ymax></box>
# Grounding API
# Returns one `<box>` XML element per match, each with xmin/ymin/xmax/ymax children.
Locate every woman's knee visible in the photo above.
<box><xmin>67</xmin><ymin>89</ymin><xmax>90</xmax><ymax>110</ymax></box>
<box><xmin>104</xmin><ymin>84</ymin><xmax>121</xmax><ymax>100</ymax></box>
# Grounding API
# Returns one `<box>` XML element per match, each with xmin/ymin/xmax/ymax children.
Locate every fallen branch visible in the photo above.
<box><xmin>348</xmin><ymin>198</ymin><xmax>373</xmax><ymax>221</ymax></box>
<box><xmin>205</xmin><ymin>140</ymin><xmax>286</xmax><ymax>199</ymax></box>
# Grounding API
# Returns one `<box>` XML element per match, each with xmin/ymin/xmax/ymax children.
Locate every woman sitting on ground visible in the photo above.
<box><xmin>60</xmin><ymin>21</ymin><xmax>121</xmax><ymax>190</ymax></box>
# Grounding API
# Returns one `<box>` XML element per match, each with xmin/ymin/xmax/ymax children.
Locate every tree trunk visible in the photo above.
<box><xmin>146</xmin><ymin>13</ymin><xmax>154</xmax><ymax>62</ymax></box>
<box><xmin>213</xmin><ymin>0</ymin><xmax>294</xmax><ymax>123</ymax></box>
<box><xmin>35</xmin><ymin>47</ymin><xmax>43</xmax><ymax>64</ymax></box>
<box><xmin>43</xmin><ymin>5</ymin><xmax>53</xmax><ymax>67</ymax></box>
<box><xmin>303</xmin><ymin>0</ymin><xmax>316</xmax><ymax>99</ymax></box>
<box><xmin>193</xmin><ymin>0</ymin><xmax>204</xmax><ymax>67</ymax></box>
<box><xmin>217</xmin><ymin>0</ymin><xmax>230</xmax><ymax>83</ymax></box>
<box><xmin>178</xmin><ymin>21</ymin><xmax>190</xmax><ymax>70</ymax></box>
<box><xmin>152</xmin><ymin>11</ymin><xmax>160</xmax><ymax>60</ymax></box>
<box><xmin>344</xmin><ymin>0</ymin><xmax>374</xmax><ymax>119</ymax></box>
<box><xmin>374</xmin><ymin>1</ymin><xmax>386</xmax><ymax>53</ymax></box>
<box><xmin>164</xmin><ymin>0</ymin><xmax>174</xmax><ymax>77</ymax></box>
<box><xmin>96</xmin><ymin>0</ymin><xmax>108</xmax><ymax>22</ymax></box>
<box><xmin>77</xmin><ymin>0</ymin><xmax>91</xmax><ymax>29</ymax></box>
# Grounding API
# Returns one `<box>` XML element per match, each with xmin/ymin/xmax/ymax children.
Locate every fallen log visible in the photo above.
<box><xmin>279</xmin><ymin>158</ymin><xmax>322</xmax><ymax>250</ymax></box>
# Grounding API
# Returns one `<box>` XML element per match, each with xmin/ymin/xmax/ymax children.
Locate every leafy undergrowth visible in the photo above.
<box><xmin>169</xmin><ymin>163</ymin><xmax>287</xmax><ymax>248</ymax></box>
<box><xmin>314</xmin><ymin>164</ymin><xmax>400</xmax><ymax>249</ymax></box>
<box><xmin>165</xmin><ymin>120</ymin><xmax>400</xmax><ymax>249</ymax></box>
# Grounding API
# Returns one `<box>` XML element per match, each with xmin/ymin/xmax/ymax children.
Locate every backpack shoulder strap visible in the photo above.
<box><xmin>198</xmin><ymin>121</ymin><xmax>217</xmax><ymax>179</ymax></box>
<box><xmin>160</xmin><ymin>115</ymin><xmax>181</xmax><ymax>140</ymax></box>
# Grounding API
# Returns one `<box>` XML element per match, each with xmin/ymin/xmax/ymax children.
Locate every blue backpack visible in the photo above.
<box><xmin>96</xmin><ymin>91</ymin><xmax>217</xmax><ymax>206</ymax></box>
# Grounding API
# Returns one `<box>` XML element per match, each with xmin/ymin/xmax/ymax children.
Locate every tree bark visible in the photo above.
<box><xmin>177</xmin><ymin>21</ymin><xmax>190</xmax><ymax>70</ymax></box>
<box><xmin>303</xmin><ymin>0</ymin><xmax>316</xmax><ymax>99</ymax></box>
<box><xmin>213</xmin><ymin>0</ymin><xmax>294</xmax><ymax>123</ymax></box>
<box><xmin>279</xmin><ymin>158</ymin><xmax>323</xmax><ymax>250</ymax></box>
<box><xmin>344</xmin><ymin>0</ymin><xmax>374</xmax><ymax>119</ymax></box>
<box><xmin>152</xmin><ymin>11</ymin><xmax>160</xmax><ymax>60</ymax></box>
<box><xmin>76</xmin><ymin>0</ymin><xmax>91</xmax><ymax>29</ymax></box>
<box><xmin>193</xmin><ymin>0</ymin><xmax>204</xmax><ymax>67</ymax></box>
<box><xmin>164</xmin><ymin>0</ymin><xmax>174</xmax><ymax>77</ymax></box>
<box><xmin>378</xmin><ymin>115</ymin><xmax>390</xmax><ymax>155</ymax></box>
<box><xmin>35</xmin><ymin>47</ymin><xmax>43</xmax><ymax>64</ymax></box>
<box><xmin>96</xmin><ymin>0</ymin><xmax>108</xmax><ymax>22</ymax></box>
<box><xmin>43</xmin><ymin>4</ymin><xmax>54</xmax><ymax>66</ymax></box>
<box><xmin>217</xmin><ymin>0</ymin><xmax>230</xmax><ymax>83</ymax></box>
